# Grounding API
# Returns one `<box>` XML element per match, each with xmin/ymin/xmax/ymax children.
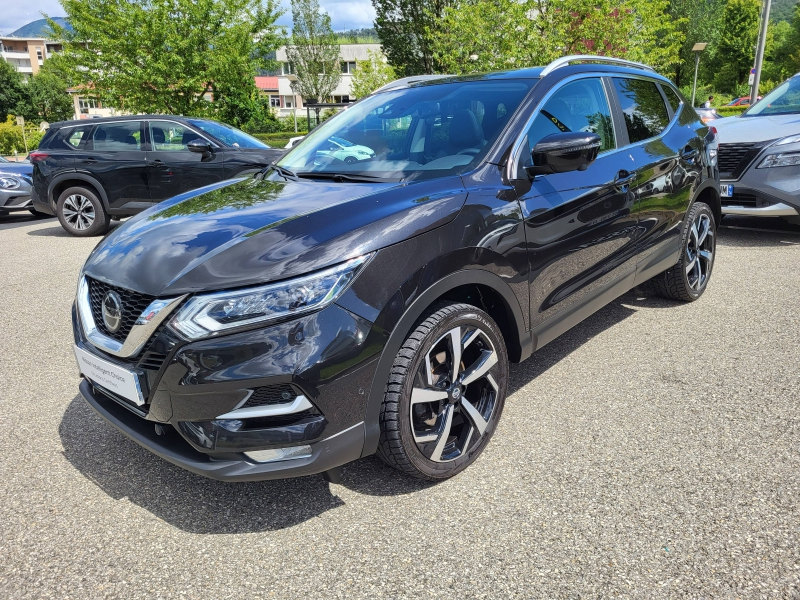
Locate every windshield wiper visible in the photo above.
<box><xmin>260</xmin><ymin>164</ymin><xmax>299</xmax><ymax>181</ymax></box>
<box><xmin>295</xmin><ymin>172</ymin><xmax>401</xmax><ymax>183</ymax></box>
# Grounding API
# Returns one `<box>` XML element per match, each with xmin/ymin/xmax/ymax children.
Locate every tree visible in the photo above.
<box><xmin>373</xmin><ymin>0</ymin><xmax>456</xmax><ymax>76</ymax></box>
<box><xmin>24</xmin><ymin>59</ymin><xmax>76</xmax><ymax>123</ymax></box>
<box><xmin>351</xmin><ymin>50</ymin><xmax>396</xmax><ymax>98</ymax></box>
<box><xmin>431</xmin><ymin>0</ymin><xmax>684</xmax><ymax>76</ymax></box>
<box><xmin>51</xmin><ymin>0</ymin><xmax>284</xmax><ymax>118</ymax></box>
<box><xmin>285</xmin><ymin>0</ymin><xmax>341</xmax><ymax>103</ymax></box>
<box><xmin>0</xmin><ymin>60</ymin><xmax>29</xmax><ymax>121</ymax></box>
<box><xmin>668</xmin><ymin>0</ymin><xmax>725</xmax><ymax>86</ymax></box>
<box><xmin>710</xmin><ymin>0</ymin><xmax>761</xmax><ymax>91</ymax></box>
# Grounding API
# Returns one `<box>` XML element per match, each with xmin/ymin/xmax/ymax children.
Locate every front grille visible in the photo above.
<box><xmin>718</xmin><ymin>143</ymin><xmax>755</xmax><ymax>175</ymax></box>
<box><xmin>87</xmin><ymin>277</ymin><xmax>155</xmax><ymax>343</ymax></box>
<box><xmin>244</xmin><ymin>384</ymin><xmax>298</xmax><ymax>408</ymax></box>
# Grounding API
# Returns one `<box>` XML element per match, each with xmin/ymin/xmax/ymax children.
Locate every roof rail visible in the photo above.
<box><xmin>373</xmin><ymin>74</ymin><xmax>453</xmax><ymax>94</ymax></box>
<box><xmin>540</xmin><ymin>55</ymin><xmax>655</xmax><ymax>77</ymax></box>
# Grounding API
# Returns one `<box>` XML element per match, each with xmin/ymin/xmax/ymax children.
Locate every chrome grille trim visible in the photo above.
<box><xmin>77</xmin><ymin>276</ymin><xmax>186</xmax><ymax>358</ymax></box>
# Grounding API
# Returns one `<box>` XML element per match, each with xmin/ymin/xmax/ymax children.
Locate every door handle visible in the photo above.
<box><xmin>147</xmin><ymin>159</ymin><xmax>164</xmax><ymax>167</ymax></box>
<box><xmin>83</xmin><ymin>158</ymin><xmax>97</xmax><ymax>164</ymax></box>
<box><xmin>681</xmin><ymin>146</ymin><xmax>699</xmax><ymax>162</ymax></box>
<box><xmin>614</xmin><ymin>170</ymin><xmax>636</xmax><ymax>192</ymax></box>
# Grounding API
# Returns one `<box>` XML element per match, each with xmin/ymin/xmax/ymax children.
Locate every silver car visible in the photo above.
<box><xmin>713</xmin><ymin>74</ymin><xmax>800</xmax><ymax>224</ymax></box>
<box><xmin>0</xmin><ymin>158</ymin><xmax>42</xmax><ymax>217</ymax></box>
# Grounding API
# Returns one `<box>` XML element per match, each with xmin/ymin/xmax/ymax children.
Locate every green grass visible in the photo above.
<box><xmin>715</xmin><ymin>106</ymin><xmax>749</xmax><ymax>117</ymax></box>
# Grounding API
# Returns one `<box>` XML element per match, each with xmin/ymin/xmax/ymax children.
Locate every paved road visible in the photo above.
<box><xmin>1</xmin><ymin>214</ymin><xmax>798</xmax><ymax>599</ymax></box>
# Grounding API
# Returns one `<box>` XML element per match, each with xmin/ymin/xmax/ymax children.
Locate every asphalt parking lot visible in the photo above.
<box><xmin>1</xmin><ymin>213</ymin><xmax>798</xmax><ymax>598</ymax></box>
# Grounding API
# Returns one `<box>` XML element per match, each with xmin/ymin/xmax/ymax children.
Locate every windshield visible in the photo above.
<box><xmin>744</xmin><ymin>77</ymin><xmax>800</xmax><ymax>116</ymax></box>
<box><xmin>277</xmin><ymin>79</ymin><xmax>534</xmax><ymax>181</ymax></box>
<box><xmin>188</xmin><ymin>119</ymin><xmax>270</xmax><ymax>149</ymax></box>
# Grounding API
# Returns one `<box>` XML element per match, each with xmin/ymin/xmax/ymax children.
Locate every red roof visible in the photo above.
<box><xmin>255</xmin><ymin>76</ymin><xmax>278</xmax><ymax>91</ymax></box>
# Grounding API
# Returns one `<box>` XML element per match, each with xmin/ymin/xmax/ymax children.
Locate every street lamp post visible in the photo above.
<box><xmin>751</xmin><ymin>0</ymin><xmax>773</xmax><ymax>105</ymax></box>
<box><xmin>691</xmin><ymin>42</ymin><xmax>708</xmax><ymax>108</ymax></box>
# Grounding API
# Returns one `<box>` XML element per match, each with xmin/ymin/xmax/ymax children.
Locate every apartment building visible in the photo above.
<box><xmin>0</xmin><ymin>35</ymin><xmax>63</xmax><ymax>79</ymax></box>
<box><xmin>273</xmin><ymin>43</ymin><xmax>382</xmax><ymax>116</ymax></box>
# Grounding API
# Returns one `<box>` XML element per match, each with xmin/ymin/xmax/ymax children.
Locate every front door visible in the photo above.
<box><xmin>145</xmin><ymin>121</ymin><xmax>226</xmax><ymax>202</ymax></box>
<box><xmin>511</xmin><ymin>77</ymin><xmax>640</xmax><ymax>341</ymax></box>
<box><xmin>84</xmin><ymin>120</ymin><xmax>149</xmax><ymax>209</ymax></box>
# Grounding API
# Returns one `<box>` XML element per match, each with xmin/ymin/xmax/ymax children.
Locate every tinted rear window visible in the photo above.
<box><xmin>46</xmin><ymin>125</ymin><xmax>94</xmax><ymax>150</ymax></box>
<box><xmin>662</xmin><ymin>85</ymin><xmax>682</xmax><ymax>114</ymax></box>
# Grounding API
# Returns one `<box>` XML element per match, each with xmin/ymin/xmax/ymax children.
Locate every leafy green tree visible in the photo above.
<box><xmin>24</xmin><ymin>60</ymin><xmax>76</xmax><ymax>123</ymax></box>
<box><xmin>351</xmin><ymin>50</ymin><xmax>396</xmax><ymax>98</ymax></box>
<box><xmin>0</xmin><ymin>60</ymin><xmax>29</xmax><ymax>121</ymax></box>
<box><xmin>51</xmin><ymin>0</ymin><xmax>284</xmax><ymax>119</ymax></box>
<box><xmin>709</xmin><ymin>0</ymin><xmax>761</xmax><ymax>91</ymax></box>
<box><xmin>285</xmin><ymin>0</ymin><xmax>341</xmax><ymax>103</ymax></box>
<box><xmin>431</xmin><ymin>0</ymin><xmax>684</xmax><ymax>76</ymax></box>
<box><xmin>668</xmin><ymin>0</ymin><xmax>725</xmax><ymax>86</ymax></box>
<box><xmin>373</xmin><ymin>0</ymin><xmax>456</xmax><ymax>76</ymax></box>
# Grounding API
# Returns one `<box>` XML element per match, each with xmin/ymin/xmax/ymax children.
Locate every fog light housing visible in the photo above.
<box><xmin>244</xmin><ymin>445</ymin><xmax>312</xmax><ymax>463</ymax></box>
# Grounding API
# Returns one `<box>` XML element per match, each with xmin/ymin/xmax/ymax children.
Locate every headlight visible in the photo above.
<box><xmin>0</xmin><ymin>176</ymin><xmax>20</xmax><ymax>189</ymax></box>
<box><xmin>758</xmin><ymin>152</ymin><xmax>800</xmax><ymax>168</ymax></box>
<box><xmin>170</xmin><ymin>254</ymin><xmax>373</xmax><ymax>339</ymax></box>
<box><xmin>773</xmin><ymin>134</ymin><xmax>800</xmax><ymax>146</ymax></box>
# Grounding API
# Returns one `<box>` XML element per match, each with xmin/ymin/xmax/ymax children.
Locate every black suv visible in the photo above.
<box><xmin>30</xmin><ymin>115</ymin><xmax>283</xmax><ymax>236</ymax></box>
<box><xmin>73</xmin><ymin>56</ymin><xmax>720</xmax><ymax>483</ymax></box>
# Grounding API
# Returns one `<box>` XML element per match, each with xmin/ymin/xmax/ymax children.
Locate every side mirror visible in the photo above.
<box><xmin>525</xmin><ymin>132</ymin><xmax>601</xmax><ymax>177</ymax></box>
<box><xmin>187</xmin><ymin>139</ymin><xmax>212</xmax><ymax>154</ymax></box>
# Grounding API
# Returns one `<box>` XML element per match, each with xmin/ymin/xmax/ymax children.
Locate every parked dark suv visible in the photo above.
<box><xmin>73</xmin><ymin>56</ymin><xmax>721</xmax><ymax>483</ymax></box>
<box><xmin>30</xmin><ymin>115</ymin><xmax>283</xmax><ymax>236</ymax></box>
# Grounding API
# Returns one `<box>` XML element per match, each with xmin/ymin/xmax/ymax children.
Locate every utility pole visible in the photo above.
<box><xmin>751</xmin><ymin>0</ymin><xmax>772</xmax><ymax>105</ymax></box>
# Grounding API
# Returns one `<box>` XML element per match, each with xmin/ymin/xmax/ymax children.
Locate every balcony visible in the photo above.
<box><xmin>1</xmin><ymin>49</ymin><xmax>30</xmax><ymax>58</ymax></box>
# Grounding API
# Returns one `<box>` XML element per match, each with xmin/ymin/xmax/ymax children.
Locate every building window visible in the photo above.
<box><xmin>36</xmin><ymin>47</ymin><xmax>43</xmax><ymax>60</ymax></box>
<box><xmin>340</xmin><ymin>61</ymin><xmax>357</xmax><ymax>74</ymax></box>
<box><xmin>282</xmin><ymin>62</ymin><xmax>295</xmax><ymax>75</ymax></box>
<box><xmin>333</xmin><ymin>95</ymin><xmax>351</xmax><ymax>104</ymax></box>
<box><xmin>269</xmin><ymin>95</ymin><xmax>281</xmax><ymax>108</ymax></box>
<box><xmin>79</xmin><ymin>97</ymin><xmax>99</xmax><ymax>114</ymax></box>
<box><xmin>282</xmin><ymin>96</ymin><xmax>294</xmax><ymax>109</ymax></box>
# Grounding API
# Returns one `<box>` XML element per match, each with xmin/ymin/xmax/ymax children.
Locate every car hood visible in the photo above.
<box><xmin>0</xmin><ymin>163</ymin><xmax>33</xmax><ymax>176</ymax></box>
<box><xmin>82</xmin><ymin>175</ymin><xmax>467</xmax><ymax>297</ymax></box>
<box><xmin>713</xmin><ymin>114</ymin><xmax>800</xmax><ymax>143</ymax></box>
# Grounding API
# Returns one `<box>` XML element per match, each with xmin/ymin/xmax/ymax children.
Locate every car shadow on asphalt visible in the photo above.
<box><xmin>0</xmin><ymin>214</ymin><xmax>52</xmax><ymax>230</ymax></box>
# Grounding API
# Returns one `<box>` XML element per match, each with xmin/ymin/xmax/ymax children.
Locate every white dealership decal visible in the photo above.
<box><xmin>74</xmin><ymin>346</ymin><xmax>144</xmax><ymax>405</ymax></box>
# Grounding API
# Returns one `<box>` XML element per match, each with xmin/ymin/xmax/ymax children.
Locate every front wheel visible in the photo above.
<box><xmin>653</xmin><ymin>201</ymin><xmax>716</xmax><ymax>301</ymax></box>
<box><xmin>377</xmin><ymin>302</ymin><xmax>509</xmax><ymax>480</ymax></box>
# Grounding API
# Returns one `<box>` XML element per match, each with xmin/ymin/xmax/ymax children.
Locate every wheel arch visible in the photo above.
<box><xmin>361</xmin><ymin>268</ymin><xmax>532</xmax><ymax>457</ymax></box>
<box><xmin>691</xmin><ymin>178</ymin><xmax>721</xmax><ymax>226</ymax></box>
<box><xmin>49</xmin><ymin>173</ymin><xmax>109</xmax><ymax>211</ymax></box>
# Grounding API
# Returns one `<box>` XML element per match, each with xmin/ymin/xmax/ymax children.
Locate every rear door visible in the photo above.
<box><xmin>510</xmin><ymin>77</ymin><xmax>640</xmax><ymax>337</ymax></box>
<box><xmin>145</xmin><ymin>120</ymin><xmax>226</xmax><ymax>202</ymax></box>
<box><xmin>609</xmin><ymin>77</ymin><xmax>702</xmax><ymax>282</ymax></box>
<box><xmin>84</xmin><ymin>120</ymin><xmax>149</xmax><ymax>209</ymax></box>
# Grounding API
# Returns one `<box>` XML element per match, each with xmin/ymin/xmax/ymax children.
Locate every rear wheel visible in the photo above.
<box><xmin>653</xmin><ymin>201</ymin><xmax>716</xmax><ymax>302</ymax></box>
<box><xmin>56</xmin><ymin>186</ymin><xmax>109</xmax><ymax>237</ymax></box>
<box><xmin>377</xmin><ymin>302</ymin><xmax>509</xmax><ymax>480</ymax></box>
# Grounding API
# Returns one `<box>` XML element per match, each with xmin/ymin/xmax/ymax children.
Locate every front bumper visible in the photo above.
<box><xmin>74</xmin><ymin>298</ymin><xmax>386</xmax><ymax>481</ymax></box>
<box><xmin>0</xmin><ymin>189</ymin><xmax>32</xmax><ymax>213</ymax></box>
<box><xmin>80</xmin><ymin>379</ymin><xmax>365</xmax><ymax>481</ymax></box>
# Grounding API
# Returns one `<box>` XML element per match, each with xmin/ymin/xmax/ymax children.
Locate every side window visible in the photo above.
<box><xmin>663</xmin><ymin>85</ymin><xmax>682</xmax><ymax>114</ymax></box>
<box><xmin>149</xmin><ymin>122</ymin><xmax>202</xmax><ymax>151</ymax></box>
<box><xmin>91</xmin><ymin>121</ymin><xmax>142</xmax><ymax>151</ymax></box>
<box><xmin>67</xmin><ymin>128</ymin><xmax>89</xmax><ymax>148</ymax></box>
<box><xmin>612</xmin><ymin>78</ymin><xmax>670</xmax><ymax>144</ymax></box>
<box><xmin>517</xmin><ymin>78</ymin><xmax>615</xmax><ymax>177</ymax></box>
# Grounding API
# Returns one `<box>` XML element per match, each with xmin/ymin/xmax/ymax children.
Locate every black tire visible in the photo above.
<box><xmin>377</xmin><ymin>302</ymin><xmax>509</xmax><ymax>480</ymax></box>
<box><xmin>56</xmin><ymin>186</ymin><xmax>110</xmax><ymax>237</ymax></box>
<box><xmin>28</xmin><ymin>207</ymin><xmax>51</xmax><ymax>218</ymax></box>
<box><xmin>653</xmin><ymin>201</ymin><xmax>716</xmax><ymax>302</ymax></box>
<box><xmin>344</xmin><ymin>156</ymin><xmax>358</xmax><ymax>164</ymax></box>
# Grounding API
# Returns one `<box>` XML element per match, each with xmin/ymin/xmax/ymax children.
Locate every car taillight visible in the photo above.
<box><xmin>28</xmin><ymin>152</ymin><xmax>49</xmax><ymax>162</ymax></box>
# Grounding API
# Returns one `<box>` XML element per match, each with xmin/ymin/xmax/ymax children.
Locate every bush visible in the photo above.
<box><xmin>252</xmin><ymin>131</ymin><xmax>309</xmax><ymax>148</ymax></box>
<box><xmin>0</xmin><ymin>116</ymin><xmax>43</xmax><ymax>155</ymax></box>
<box><xmin>716</xmin><ymin>106</ymin><xmax>749</xmax><ymax>117</ymax></box>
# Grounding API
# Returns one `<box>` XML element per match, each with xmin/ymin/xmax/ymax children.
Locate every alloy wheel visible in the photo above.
<box><xmin>685</xmin><ymin>212</ymin><xmax>714</xmax><ymax>291</ymax></box>
<box><xmin>62</xmin><ymin>194</ymin><xmax>95</xmax><ymax>231</ymax></box>
<box><xmin>410</xmin><ymin>326</ymin><xmax>501</xmax><ymax>462</ymax></box>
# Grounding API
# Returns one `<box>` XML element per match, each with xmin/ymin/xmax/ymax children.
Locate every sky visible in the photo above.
<box><xmin>0</xmin><ymin>0</ymin><xmax>376</xmax><ymax>36</ymax></box>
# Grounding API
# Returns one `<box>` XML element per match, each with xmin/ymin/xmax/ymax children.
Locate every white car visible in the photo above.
<box><xmin>316</xmin><ymin>136</ymin><xmax>375</xmax><ymax>164</ymax></box>
<box><xmin>285</xmin><ymin>136</ymin><xmax>305</xmax><ymax>149</ymax></box>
